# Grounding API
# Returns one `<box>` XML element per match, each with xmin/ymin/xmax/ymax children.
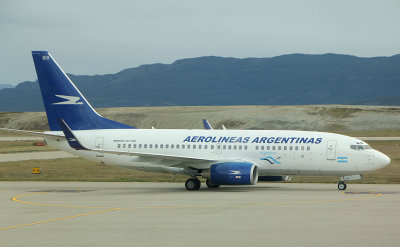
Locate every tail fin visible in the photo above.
<box><xmin>31</xmin><ymin>51</ymin><xmax>134</xmax><ymax>131</ymax></box>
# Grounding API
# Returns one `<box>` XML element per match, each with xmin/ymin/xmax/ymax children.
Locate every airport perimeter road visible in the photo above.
<box><xmin>0</xmin><ymin>182</ymin><xmax>399</xmax><ymax>247</ymax></box>
<box><xmin>0</xmin><ymin>151</ymin><xmax>76</xmax><ymax>162</ymax></box>
<box><xmin>357</xmin><ymin>137</ymin><xmax>400</xmax><ymax>141</ymax></box>
<box><xmin>0</xmin><ymin>137</ymin><xmax>44</xmax><ymax>141</ymax></box>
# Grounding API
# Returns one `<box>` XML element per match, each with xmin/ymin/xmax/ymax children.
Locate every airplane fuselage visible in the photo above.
<box><xmin>45</xmin><ymin>129</ymin><xmax>389</xmax><ymax>177</ymax></box>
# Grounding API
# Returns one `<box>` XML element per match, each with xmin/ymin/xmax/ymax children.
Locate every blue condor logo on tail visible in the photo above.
<box><xmin>183</xmin><ymin>136</ymin><xmax>322</xmax><ymax>144</ymax></box>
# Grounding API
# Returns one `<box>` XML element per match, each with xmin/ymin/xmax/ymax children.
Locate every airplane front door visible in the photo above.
<box><xmin>326</xmin><ymin>140</ymin><xmax>336</xmax><ymax>160</ymax></box>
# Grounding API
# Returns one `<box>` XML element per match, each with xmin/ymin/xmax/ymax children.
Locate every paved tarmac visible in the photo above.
<box><xmin>0</xmin><ymin>151</ymin><xmax>76</xmax><ymax>162</ymax></box>
<box><xmin>0</xmin><ymin>182</ymin><xmax>399</xmax><ymax>247</ymax></box>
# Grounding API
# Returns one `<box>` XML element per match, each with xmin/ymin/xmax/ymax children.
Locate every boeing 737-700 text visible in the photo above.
<box><xmin>1</xmin><ymin>51</ymin><xmax>391</xmax><ymax>190</ymax></box>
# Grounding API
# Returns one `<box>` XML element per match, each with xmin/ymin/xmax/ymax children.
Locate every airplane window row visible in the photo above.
<box><xmin>116</xmin><ymin>143</ymin><xmax>310</xmax><ymax>152</ymax></box>
<box><xmin>116</xmin><ymin>143</ymin><xmax>249</xmax><ymax>150</ymax></box>
<box><xmin>255</xmin><ymin>145</ymin><xmax>311</xmax><ymax>151</ymax></box>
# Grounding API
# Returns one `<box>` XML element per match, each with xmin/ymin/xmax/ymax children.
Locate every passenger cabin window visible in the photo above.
<box><xmin>307</xmin><ymin>146</ymin><xmax>310</xmax><ymax>151</ymax></box>
<box><xmin>118</xmin><ymin>144</ymin><xmax>121</xmax><ymax>148</ymax></box>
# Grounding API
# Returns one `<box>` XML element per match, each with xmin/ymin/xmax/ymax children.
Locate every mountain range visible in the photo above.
<box><xmin>0</xmin><ymin>84</ymin><xmax>13</xmax><ymax>90</ymax></box>
<box><xmin>0</xmin><ymin>53</ymin><xmax>399</xmax><ymax>112</ymax></box>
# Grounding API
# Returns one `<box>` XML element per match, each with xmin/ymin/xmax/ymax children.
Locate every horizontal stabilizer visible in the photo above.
<box><xmin>0</xmin><ymin>128</ymin><xmax>63</xmax><ymax>138</ymax></box>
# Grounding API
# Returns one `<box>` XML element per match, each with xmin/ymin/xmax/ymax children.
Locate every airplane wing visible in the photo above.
<box><xmin>0</xmin><ymin>128</ymin><xmax>64</xmax><ymax>138</ymax></box>
<box><xmin>58</xmin><ymin>118</ymin><xmax>217</xmax><ymax>163</ymax></box>
<box><xmin>202</xmin><ymin>119</ymin><xmax>213</xmax><ymax>130</ymax></box>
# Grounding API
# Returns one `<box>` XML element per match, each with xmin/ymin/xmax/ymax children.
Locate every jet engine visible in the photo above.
<box><xmin>202</xmin><ymin>162</ymin><xmax>258</xmax><ymax>185</ymax></box>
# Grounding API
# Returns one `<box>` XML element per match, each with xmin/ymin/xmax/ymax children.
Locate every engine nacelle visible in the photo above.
<box><xmin>203</xmin><ymin>162</ymin><xmax>258</xmax><ymax>185</ymax></box>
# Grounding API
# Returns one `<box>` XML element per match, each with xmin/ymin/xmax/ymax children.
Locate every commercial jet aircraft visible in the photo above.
<box><xmin>1</xmin><ymin>51</ymin><xmax>391</xmax><ymax>191</ymax></box>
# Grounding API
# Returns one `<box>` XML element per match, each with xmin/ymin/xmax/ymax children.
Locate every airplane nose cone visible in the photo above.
<box><xmin>376</xmin><ymin>152</ymin><xmax>391</xmax><ymax>168</ymax></box>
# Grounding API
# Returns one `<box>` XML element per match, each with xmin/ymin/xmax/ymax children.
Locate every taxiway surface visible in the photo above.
<box><xmin>0</xmin><ymin>182</ymin><xmax>399</xmax><ymax>247</ymax></box>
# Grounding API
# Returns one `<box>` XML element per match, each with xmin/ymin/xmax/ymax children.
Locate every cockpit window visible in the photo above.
<box><xmin>350</xmin><ymin>144</ymin><xmax>371</xmax><ymax>151</ymax></box>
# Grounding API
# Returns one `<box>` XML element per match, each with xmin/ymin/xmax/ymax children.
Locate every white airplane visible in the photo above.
<box><xmin>1</xmin><ymin>51</ymin><xmax>391</xmax><ymax>191</ymax></box>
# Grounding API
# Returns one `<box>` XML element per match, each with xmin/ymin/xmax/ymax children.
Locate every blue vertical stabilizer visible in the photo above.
<box><xmin>32</xmin><ymin>51</ymin><xmax>135</xmax><ymax>131</ymax></box>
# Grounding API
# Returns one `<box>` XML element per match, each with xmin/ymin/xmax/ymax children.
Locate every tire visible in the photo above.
<box><xmin>185</xmin><ymin>178</ymin><xmax>201</xmax><ymax>191</ymax></box>
<box><xmin>338</xmin><ymin>182</ymin><xmax>347</xmax><ymax>190</ymax></box>
<box><xmin>206</xmin><ymin>179</ymin><xmax>220</xmax><ymax>189</ymax></box>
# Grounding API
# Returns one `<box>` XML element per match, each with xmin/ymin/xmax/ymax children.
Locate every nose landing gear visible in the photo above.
<box><xmin>338</xmin><ymin>181</ymin><xmax>347</xmax><ymax>190</ymax></box>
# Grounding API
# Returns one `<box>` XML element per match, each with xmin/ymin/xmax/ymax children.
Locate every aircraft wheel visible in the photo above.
<box><xmin>338</xmin><ymin>182</ymin><xmax>347</xmax><ymax>190</ymax></box>
<box><xmin>185</xmin><ymin>178</ymin><xmax>201</xmax><ymax>191</ymax></box>
<box><xmin>206</xmin><ymin>179</ymin><xmax>220</xmax><ymax>189</ymax></box>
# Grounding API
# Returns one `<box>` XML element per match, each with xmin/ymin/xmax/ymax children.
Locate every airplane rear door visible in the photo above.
<box><xmin>95</xmin><ymin>137</ymin><xmax>104</xmax><ymax>157</ymax></box>
<box><xmin>326</xmin><ymin>140</ymin><xmax>336</xmax><ymax>160</ymax></box>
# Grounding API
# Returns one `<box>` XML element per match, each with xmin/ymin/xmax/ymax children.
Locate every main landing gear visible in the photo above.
<box><xmin>185</xmin><ymin>178</ymin><xmax>201</xmax><ymax>191</ymax></box>
<box><xmin>184</xmin><ymin>178</ymin><xmax>221</xmax><ymax>190</ymax></box>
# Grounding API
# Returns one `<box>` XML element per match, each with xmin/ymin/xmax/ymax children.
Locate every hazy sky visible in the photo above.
<box><xmin>1</xmin><ymin>0</ymin><xmax>399</xmax><ymax>85</ymax></box>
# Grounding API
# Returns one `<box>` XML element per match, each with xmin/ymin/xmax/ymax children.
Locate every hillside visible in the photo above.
<box><xmin>1</xmin><ymin>105</ymin><xmax>399</xmax><ymax>133</ymax></box>
<box><xmin>0</xmin><ymin>54</ymin><xmax>400</xmax><ymax>112</ymax></box>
